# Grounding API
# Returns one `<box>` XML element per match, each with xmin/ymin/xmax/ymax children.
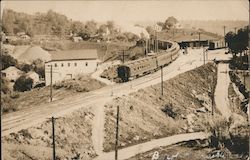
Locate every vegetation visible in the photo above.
<box><xmin>157</xmin><ymin>16</ymin><xmax>179</xmax><ymax>30</ymax></box>
<box><xmin>1</xmin><ymin>9</ymin><xmax>140</xmax><ymax>44</ymax></box>
<box><xmin>0</xmin><ymin>53</ymin><xmax>18</xmax><ymax>70</ymax></box>
<box><xmin>13</xmin><ymin>75</ymin><xmax>33</xmax><ymax>92</ymax></box>
<box><xmin>225</xmin><ymin>26</ymin><xmax>248</xmax><ymax>55</ymax></box>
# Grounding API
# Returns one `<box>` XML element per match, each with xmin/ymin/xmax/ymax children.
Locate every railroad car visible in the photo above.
<box><xmin>117</xmin><ymin>41</ymin><xmax>180</xmax><ymax>82</ymax></box>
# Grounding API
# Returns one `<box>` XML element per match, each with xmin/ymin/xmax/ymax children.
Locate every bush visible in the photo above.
<box><xmin>13</xmin><ymin>76</ymin><xmax>33</xmax><ymax>92</ymax></box>
<box><xmin>10</xmin><ymin>92</ymin><xmax>20</xmax><ymax>99</ymax></box>
<box><xmin>1</xmin><ymin>78</ymin><xmax>10</xmax><ymax>94</ymax></box>
<box><xmin>1</xmin><ymin>96</ymin><xmax>17</xmax><ymax>113</ymax></box>
<box><xmin>17</xmin><ymin>63</ymin><xmax>33</xmax><ymax>73</ymax></box>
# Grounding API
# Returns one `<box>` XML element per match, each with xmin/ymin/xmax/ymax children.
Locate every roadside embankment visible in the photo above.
<box><xmin>103</xmin><ymin>63</ymin><xmax>217</xmax><ymax>152</ymax></box>
<box><xmin>3</xmin><ymin>106</ymin><xmax>97</xmax><ymax>160</ymax></box>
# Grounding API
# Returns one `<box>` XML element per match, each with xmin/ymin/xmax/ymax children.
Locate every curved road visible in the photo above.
<box><xmin>94</xmin><ymin>132</ymin><xmax>209</xmax><ymax>160</ymax></box>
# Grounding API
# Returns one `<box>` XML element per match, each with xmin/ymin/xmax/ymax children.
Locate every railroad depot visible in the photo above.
<box><xmin>45</xmin><ymin>49</ymin><xmax>99</xmax><ymax>85</ymax></box>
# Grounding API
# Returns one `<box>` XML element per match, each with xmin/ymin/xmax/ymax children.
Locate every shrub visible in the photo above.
<box><xmin>1</xmin><ymin>96</ymin><xmax>17</xmax><ymax>113</ymax></box>
<box><xmin>13</xmin><ymin>75</ymin><xmax>33</xmax><ymax>92</ymax></box>
<box><xmin>1</xmin><ymin>78</ymin><xmax>10</xmax><ymax>94</ymax></box>
<box><xmin>10</xmin><ymin>92</ymin><xmax>20</xmax><ymax>99</ymax></box>
<box><xmin>17</xmin><ymin>63</ymin><xmax>33</xmax><ymax>73</ymax></box>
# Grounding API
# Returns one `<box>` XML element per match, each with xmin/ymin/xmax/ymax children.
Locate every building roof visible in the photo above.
<box><xmin>157</xmin><ymin>29</ymin><xmax>223</xmax><ymax>43</ymax></box>
<box><xmin>50</xmin><ymin>49</ymin><xmax>98</xmax><ymax>61</ymax></box>
<box><xmin>1</xmin><ymin>66</ymin><xmax>23</xmax><ymax>74</ymax></box>
<box><xmin>18</xmin><ymin>46</ymin><xmax>51</xmax><ymax>64</ymax></box>
<box><xmin>27</xmin><ymin>71</ymin><xmax>39</xmax><ymax>77</ymax></box>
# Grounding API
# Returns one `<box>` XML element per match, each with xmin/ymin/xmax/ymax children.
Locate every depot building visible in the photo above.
<box><xmin>45</xmin><ymin>49</ymin><xmax>99</xmax><ymax>86</ymax></box>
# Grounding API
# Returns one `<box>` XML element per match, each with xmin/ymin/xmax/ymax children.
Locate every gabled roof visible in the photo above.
<box><xmin>1</xmin><ymin>66</ymin><xmax>23</xmax><ymax>74</ymax></box>
<box><xmin>27</xmin><ymin>71</ymin><xmax>39</xmax><ymax>77</ymax></box>
<box><xmin>49</xmin><ymin>49</ymin><xmax>98</xmax><ymax>61</ymax></box>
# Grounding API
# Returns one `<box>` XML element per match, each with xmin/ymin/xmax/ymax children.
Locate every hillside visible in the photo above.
<box><xmin>104</xmin><ymin>63</ymin><xmax>217</xmax><ymax>152</ymax></box>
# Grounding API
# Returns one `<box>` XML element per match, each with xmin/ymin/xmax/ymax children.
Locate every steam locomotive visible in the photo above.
<box><xmin>117</xmin><ymin>39</ymin><xmax>180</xmax><ymax>82</ymax></box>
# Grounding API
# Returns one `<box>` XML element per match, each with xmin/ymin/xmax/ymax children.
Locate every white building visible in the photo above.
<box><xmin>1</xmin><ymin>66</ymin><xmax>23</xmax><ymax>82</ymax></box>
<box><xmin>45</xmin><ymin>49</ymin><xmax>99</xmax><ymax>86</ymax></box>
<box><xmin>26</xmin><ymin>71</ymin><xmax>40</xmax><ymax>85</ymax></box>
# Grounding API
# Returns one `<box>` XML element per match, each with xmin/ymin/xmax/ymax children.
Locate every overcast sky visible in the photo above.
<box><xmin>1</xmin><ymin>0</ymin><xmax>249</xmax><ymax>22</ymax></box>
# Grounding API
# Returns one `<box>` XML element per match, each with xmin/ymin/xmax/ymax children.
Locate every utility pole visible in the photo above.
<box><xmin>51</xmin><ymin>117</ymin><xmax>56</xmax><ymax>160</ymax></box>
<box><xmin>248</xmin><ymin>2</ymin><xmax>250</xmax><ymax>158</ymax></box>
<box><xmin>115</xmin><ymin>105</ymin><xmax>120</xmax><ymax>160</ymax></box>
<box><xmin>234</xmin><ymin>27</ymin><xmax>237</xmax><ymax>34</ymax></box>
<box><xmin>122</xmin><ymin>50</ymin><xmax>125</xmax><ymax>63</ymax></box>
<box><xmin>172</xmin><ymin>28</ymin><xmax>175</xmax><ymax>41</ymax></box>
<box><xmin>223</xmin><ymin>26</ymin><xmax>226</xmax><ymax>48</ymax></box>
<box><xmin>50</xmin><ymin>65</ymin><xmax>53</xmax><ymax>102</ymax></box>
<box><xmin>203</xmin><ymin>47</ymin><xmax>205</xmax><ymax>65</ymax></box>
<box><xmin>198</xmin><ymin>32</ymin><xmax>201</xmax><ymax>48</ymax></box>
<box><xmin>0</xmin><ymin>41</ymin><xmax>3</xmax><ymax>160</ymax></box>
<box><xmin>161</xmin><ymin>66</ymin><xmax>163</xmax><ymax>96</ymax></box>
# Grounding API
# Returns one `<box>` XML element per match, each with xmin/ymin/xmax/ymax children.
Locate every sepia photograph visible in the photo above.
<box><xmin>0</xmin><ymin>0</ymin><xmax>249</xmax><ymax>159</ymax></box>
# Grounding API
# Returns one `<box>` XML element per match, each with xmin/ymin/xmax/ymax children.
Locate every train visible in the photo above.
<box><xmin>117</xmin><ymin>40</ymin><xmax>180</xmax><ymax>82</ymax></box>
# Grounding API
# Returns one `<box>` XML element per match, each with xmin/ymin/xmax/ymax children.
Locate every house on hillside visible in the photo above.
<box><xmin>17</xmin><ymin>32</ymin><xmax>30</xmax><ymax>40</ymax></box>
<box><xmin>45</xmin><ymin>49</ymin><xmax>100</xmax><ymax>86</ymax></box>
<box><xmin>1</xmin><ymin>66</ymin><xmax>23</xmax><ymax>82</ymax></box>
<box><xmin>26</xmin><ymin>71</ymin><xmax>40</xmax><ymax>85</ymax></box>
<box><xmin>72</xmin><ymin>36</ymin><xmax>83</xmax><ymax>42</ymax></box>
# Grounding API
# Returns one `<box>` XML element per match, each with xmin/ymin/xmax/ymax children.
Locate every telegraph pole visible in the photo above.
<box><xmin>161</xmin><ymin>66</ymin><xmax>163</xmax><ymax>96</ymax></box>
<box><xmin>122</xmin><ymin>50</ymin><xmax>125</xmax><ymax>63</ymax></box>
<box><xmin>198</xmin><ymin>32</ymin><xmax>201</xmax><ymax>48</ymax></box>
<box><xmin>223</xmin><ymin>26</ymin><xmax>226</xmax><ymax>48</ymax></box>
<box><xmin>172</xmin><ymin>28</ymin><xmax>175</xmax><ymax>41</ymax></box>
<box><xmin>0</xmin><ymin>41</ymin><xmax>3</xmax><ymax>160</ymax></box>
<box><xmin>248</xmin><ymin>1</ymin><xmax>250</xmax><ymax>158</ymax></box>
<box><xmin>115</xmin><ymin>105</ymin><xmax>120</xmax><ymax>160</ymax></box>
<box><xmin>234</xmin><ymin>27</ymin><xmax>237</xmax><ymax>34</ymax></box>
<box><xmin>50</xmin><ymin>65</ymin><xmax>53</xmax><ymax>102</ymax></box>
<box><xmin>203</xmin><ymin>47</ymin><xmax>205</xmax><ymax>65</ymax></box>
<box><xmin>51</xmin><ymin>117</ymin><xmax>56</xmax><ymax>160</ymax></box>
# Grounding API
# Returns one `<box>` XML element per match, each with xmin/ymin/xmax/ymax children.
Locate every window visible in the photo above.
<box><xmin>74</xmin><ymin>62</ymin><xmax>77</xmax><ymax>67</ymax></box>
<box><xmin>68</xmin><ymin>63</ymin><xmax>70</xmax><ymax>67</ymax></box>
<box><xmin>85</xmin><ymin>62</ymin><xmax>88</xmax><ymax>66</ymax></box>
<box><xmin>61</xmin><ymin>63</ymin><xmax>64</xmax><ymax>67</ymax></box>
<box><xmin>54</xmin><ymin>63</ymin><xmax>57</xmax><ymax>67</ymax></box>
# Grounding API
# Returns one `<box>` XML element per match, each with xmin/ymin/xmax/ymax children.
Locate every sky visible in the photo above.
<box><xmin>1</xmin><ymin>0</ymin><xmax>249</xmax><ymax>22</ymax></box>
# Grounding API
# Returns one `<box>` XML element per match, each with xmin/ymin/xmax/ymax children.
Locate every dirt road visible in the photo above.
<box><xmin>2</xmin><ymin>48</ymin><xmax>231</xmax><ymax>136</ymax></box>
<box><xmin>94</xmin><ymin>132</ymin><xmax>209</xmax><ymax>160</ymax></box>
<box><xmin>214</xmin><ymin>63</ymin><xmax>232</xmax><ymax>120</ymax></box>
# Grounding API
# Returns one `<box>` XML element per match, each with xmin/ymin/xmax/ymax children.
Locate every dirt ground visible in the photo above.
<box><xmin>103</xmin><ymin>63</ymin><xmax>218</xmax><ymax>152</ymax></box>
<box><xmin>2</xmin><ymin>76</ymin><xmax>106</xmax><ymax>114</ymax></box>
<box><xmin>127</xmin><ymin>142</ymin><xmax>246</xmax><ymax>160</ymax></box>
<box><xmin>3</xmin><ymin>107</ymin><xmax>96</xmax><ymax>160</ymax></box>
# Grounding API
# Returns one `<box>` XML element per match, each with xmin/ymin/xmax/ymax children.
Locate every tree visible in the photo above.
<box><xmin>85</xmin><ymin>20</ymin><xmax>98</xmax><ymax>36</ymax></box>
<box><xmin>106</xmin><ymin>21</ymin><xmax>115</xmax><ymax>34</ymax></box>
<box><xmin>157</xmin><ymin>22</ymin><xmax>164</xmax><ymax>28</ymax></box>
<box><xmin>17</xmin><ymin>63</ymin><xmax>33</xmax><ymax>73</ymax></box>
<box><xmin>70</xmin><ymin>21</ymin><xmax>85</xmax><ymax>35</ymax></box>
<box><xmin>32</xmin><ymin>59</ymin><xmax>45</xmax><ymax>78</ymax></box>
<box><xmin>164</xmin><ymin>16</ymin><xmax>178</xmax><ymax>30</ymax></box>
<box><xmin>124</xmin><ymin>32</ymin><xmax>139</xmax><ymax>42</ymax></box>
<box><xmin>0</xmin><ymin>54</ymin><xmax>18</xmax><ymax>70</ymax></box>
<box><xmin>13</xmin><ymin>75</ymin><xmax>33</xmax><ymax>92</ymax></box>
<box><xmin>225</xmin><ymin>26</ymin><xmax>248</xmax><ymax>55</ymax></box>
<box><xmin>1</xmin><ymin>77</ymin><xmax>10</xmax><ymax>94</ymax></box>
<box><xmin>146</xmin><ymin>26</ymin><xmax>154</xmax><ymax>35</ymax></box>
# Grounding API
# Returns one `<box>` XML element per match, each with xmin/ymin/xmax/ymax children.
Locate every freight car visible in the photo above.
<box><xmin>117</xmin><ymin>41</ymin><xmax>180</xmax><ymax>82</ymax></box>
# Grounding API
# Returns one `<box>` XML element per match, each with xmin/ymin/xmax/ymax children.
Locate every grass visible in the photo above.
<box><xmin>2</xmin><ymin>75</ymin><xmax>106</xmax><ymax>114</ymax></box>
